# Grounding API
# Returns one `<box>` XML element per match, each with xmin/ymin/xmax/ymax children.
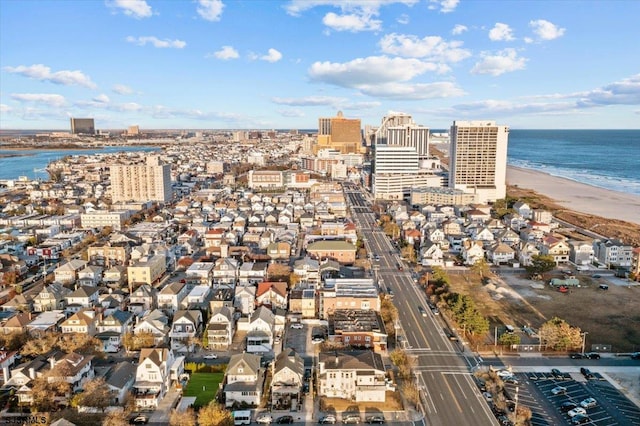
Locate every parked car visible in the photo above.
<box><xmin>631</xmin><ymin>352</ymin><xmax>640</xmax><ymax>360</ymax></box>
<box><xmin>551</xmin><ymin>368</ymin><xmax>564</xmax><ymax>379</ymax></box>
<box><xmin>551</xmin><ymin>386</ymin><xmax>567</xmax><ymax>395</ymax></box>
<box><xmin>580</xmin><ymin>367</ymin><xmax>594</xmax><ymax>379</ymax></box>
<box><xmin>365</xmin><ymin>415</ymin><xmax>385</xmax><ymax>424</ymax></box>
<box><xmin>561</xmin><ymin>402</ymin><xmax>578</xmax><ymax>412</ymax></box>
<box><xmin>569</xmin><ymin>353</ymin><xmax>584</xmax><ymax>359</ymax></box>
<box><xmin>497</xmin><ymin>369</ymin><xmax>514</xmax><ymax>379</ymax></box>
<box><xmin>275</xmin><ymin>415</ymin><xmax>294</xmax><ymax>424</ymax></box>
<box><xmin>342</xmin><ymin>414</ymin><xmax>361</xmax><ymax>424</ymax></box>
<box><xmin>130</xmin><ymin>416</ymin><xmax>148</xmax><ymax>425</ymax></box>
<box><xmin>203</xmin><ymin>353</ymin><xmax>218</xmax><ymax>359</ymax></box>
<box><xmin>319</xmin><ymin>415</ymin><xmax>337</xmax><ymax>424</ymax></box>
<box><xmin>256</xmin><ymin>413</ymin><xmax>273</xmax><ymax>424</ymax></box>
<box><xmin>580</xmin><ymin>397</ymin><xmax>597</xmax><ymax>409</ymax></box>
<box><xmin>290</xmin><ymin>323</ymin><xmax>304</xmax><ymax>329</ymax></box>
<box><xmin>585</xmin><ymin>352</ymin><xmax>601</xmax><ymax>359</ymax></box>
<box><xmin>567</xmin><ymin>407</ymin><xmax>587</xmax><ymax>418</ymax></box>
<box><xmin>571</xmin><ymin>414</ymin><xmax>591</xmax><ymax>425</ymax></box>
<box><xmin>504</xmin><ymin>376</ymin><xmax>519</xmax><ymax>385</ymax></box>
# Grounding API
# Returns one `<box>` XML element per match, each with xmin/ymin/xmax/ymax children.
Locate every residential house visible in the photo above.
<box><xmin>293</xmin><ymin>257</ymin><xmax>320</xmax><ymax>286</ymax></box>
<box><xmin>234</xmin><ymin>285</ymin><xmax>256</xmax><ymax>316</ymax></box>
<box><xmin>169</xmin><ymin>310</ymin><xmax>203</xmax><ymax>353</ymax></box>
<box><xmin>65</xmin><ymin>286</ymin><xmax>100</xmax><ymax>312</ymax></box>
<box><xmin>246</xmin><ymin>306</ymin><xmax>274</xmax><ymax>353</ymax></box>
<box><xmin>77</xmin><ymin>265</ymin><xmax>103</xmax><ymax>287</ymax></box>
<box><xmin>495</xmin><ymin>228</ymin><xmax>522</xmax><ymax>247</ymax></box>
<box><xmin>133</xmin><ymin>309</ymin><xmax>170</xmax><ymax>346</ymax></box>
<box><xmin>238</xmin><ymin>262</ymin><xmax>268</xmax><ymax>285</ymax></box>
<box><xmin>157</xmin><ymin>281</ymin><xmax>190</xmax><ymax>315</ymax></box>
<box><xmin>518</xmin><ymin>241</ymin><xmax>540</xmax><ymax>267</ymax></box>
<box><xmin>267</xmin><ymin>242</ymin><xmax>291</xmax><ymax>261</ymax></box>
<box><xmin>185</xmin><ymin>262</ymin><xmax>215</xmax><ymax>286</ymax></box>
<box><xmin>95</xmin><ymin>310</ymin><xmax>134</xmax><ymax>353</ymax></box>
<box><xmin>420</xmin><ymin>241</ymin><xmax>444</xmax><ymax>267</ymax></box>
<box><xmin>54</xmin><ymin>259</ymin><xmax>87</xmax><ymax>285</ymax></box>
<box><xmin>128</xmin><ymin>284</ymin><xmax>157</xmax><ymax>313</ymax></box>
<box><xmin>1</xmin><ymin>294</ymin><xmax>32</xmax><ymax>313</ymax></box>
<box><xmin>513</xmin><ymin>201</ymin><xmax>532</xmax><ymax>219</ymax></box>
<box><xmin>593</xmin><ymin>239</ymin><xmax>633</xmax><ymax>268</ymax></box>
<box><xmin>47</xmin><ymin>352</ymin><xmax>95</xmax><ymax>393</ymax></box>
<box><xmin>461</xmin><ymin>240</ymin><xmax>485</xmax><ymax>266</ymax></box>
<box><xmin>318</xmin><ymin>350</ymin><xmax>386</xmax><ymax>402</ymax></box>
<box><xmin>127</xmin><ymin>255</ymin><xmax>166</xmax><ymax>286</ymax></box>
<box><xmin>103</xmin><ymin>265</ymin><xmax>127</xmax><ymax>288</ymax></box>
<box><xmin>60</xmin><ymin>309</ymin><xmax>97</xmax><ymax>336</ymax></box>
<box><xmin>133</xmin><ymin>348</ymin><xmax>174</xmax><ymax>408</ymax></box>
<box><xmin>103</xmin><ymin>362</ymin><xmax>136</xmax><ymax>407</ymax></box>
<box><xmin>0</xmin><ymin>313</ymin><xmax>31</xmax><ymax>335</ymax></box>
<box><xmin>540</xmin><ymin>237</ymin><xmax>570</xmax><ymax>265</ymax></box>
<box><xmin>213</xmin><ymin>257</ymin><xmax>239</xmax><ymax>286</ymax></box>
<box><xmin>224</xmin><ymin>353</ymin><xmax>264</xmax><ymax>408</ymax></box>
<box><xmin>319</xmin><ymin>279</ymin><xmax>380</xmax><ymax>320</ymax></box>
<box><xmin>288</xmin><ymin>288</ymin><xmax>316</xmax><ymax>318</ymax></box>
<box><xmin>486</xmin><ymin>243</ymin><xmax>516</xmax><ymax>265</ymax></box>
<box><xmin>569</xmin><ymin>240</ymin><xmax>595</xmax><ymax>266</ymax></box>
<box><xmin>255</xmin><ymin>282</ymin><xmax>288</xmax><ymax>310</ymax></box>
<box><xmin>271</xmin><ymin>349</ymin><xmax>304</xmax><ymax>410</ymax></box>
<box><xmin>207</xmin><ymin>306</ymin><xmax>235</xmax><ymax>350</ymax></box>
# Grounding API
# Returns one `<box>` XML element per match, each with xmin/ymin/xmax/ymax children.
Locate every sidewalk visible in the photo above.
<box><xmin>147</xmin><ymin>387</ymin><xmax>182</xmax><ymax>425</ymax></box>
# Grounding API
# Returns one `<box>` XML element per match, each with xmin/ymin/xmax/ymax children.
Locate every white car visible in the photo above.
<box><xmin>290</xmin><ymin>323</ymin><xmax>303</xmax><ymax>329</ymax></box>
<box><xmin>579</xmin><ymin>397</ymin><xmax>597</xmax><ymax>409</ymax></box>
<box><xmin>255</xmin><ymin>413</ymin><xmax>273</xmax><ymax>424</ymax></box>
<box><xmin>203</xmin><ymin>354</ymin><xmax>218</xmax><ymax>359</ymax></box>
<box><xmin>568</xmin><ymin>407</ymin><xmax>587</xmax><ymax>418</ymax></box>
<box><xmin>496</xmin><ymin>369</ymin><xmax>514</xmax><ymax>379</ymax></box>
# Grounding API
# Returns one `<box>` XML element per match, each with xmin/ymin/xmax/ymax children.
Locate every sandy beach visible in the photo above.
<box><xmin>506</xmin><ymin>166</ymin><xmax>640</xmax><ymax>225</ymax></box>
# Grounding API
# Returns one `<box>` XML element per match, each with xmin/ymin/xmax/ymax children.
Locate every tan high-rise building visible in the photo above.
<box><xmin>70</xmin><ymin>118</ymin><xmax>95</xmax><ymax>134</ymax></box>
<box><xmin>315</xmin><ymin>111</ymin><xmax>362</xmax><ymax>154</ymax></box>
<box><xmin>110</xmin><ymin>156</ymin><xmax>172</xmax><ymax>203</ymax></box>
<box><xmin>449</xmin><ymin>120</ymin><xmax>509</xmax><ymax>203</ymax></box>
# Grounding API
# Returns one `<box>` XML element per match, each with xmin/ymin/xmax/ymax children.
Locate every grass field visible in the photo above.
<box><xmin>183</xmin><ymin>372</ymin><xmax>224</xmax><ymax>408</ymax></box>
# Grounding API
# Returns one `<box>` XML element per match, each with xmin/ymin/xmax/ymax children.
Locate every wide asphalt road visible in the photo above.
<box><xmin>344</xmin><ymin>184</ymin><xmax>497</xmax><ymax>426</ymax></box>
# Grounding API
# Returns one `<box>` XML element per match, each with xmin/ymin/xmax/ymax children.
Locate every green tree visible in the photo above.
<box><xmin>498</xmin><ymin>332</ymin><xmax>521</xmax><ymax>346</ymax></box>
<box><xmin>525</xmin><ymin>254</ymin><xmax>557</xmax><ymax>278</ymax></box>
<box><xmin>471</xmin><ymin>258</ymin><xmax>491</xmax><ymax>281</ymax></box>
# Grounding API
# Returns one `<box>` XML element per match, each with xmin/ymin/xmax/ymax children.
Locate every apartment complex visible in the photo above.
<box><xmin>110</xmin><ymin>156</ymin><xmax>172</xmax><ymax>203</ymax></box>
<box><xmin>374</xmin><ymin>113</ymin><xmax>430</xmax><ymax>158</ymax></box>
<box><xmin>449</xmin><ymin>120</ymin><xmax>509</xmax><ymax>203</ymax></box>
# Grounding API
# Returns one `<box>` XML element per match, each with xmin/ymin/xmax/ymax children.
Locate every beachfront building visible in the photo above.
<box><xmin>593</xmin><ymin>239</ymin><xmax>633</xmax><ymax>268</ymax></box>
<box><xmin>449</xmin><ymin>120</ymin><xmax>509</xmax><ymax>204</ymax></box>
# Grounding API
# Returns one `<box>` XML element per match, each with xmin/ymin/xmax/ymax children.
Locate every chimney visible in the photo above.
<box><xmin>28</xmin><ymin>367</ymin><xmax>35</xmax><ymax>379</ymax></box>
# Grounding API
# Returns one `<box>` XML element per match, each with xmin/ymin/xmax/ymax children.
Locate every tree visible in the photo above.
<box><xmin>525</xmin><ymin>254</ymin><xmax>556</xmax><ymax>278</ymax></box>
<box><xmin>380</xmin><ymin>298</ymin><xmax>398</xmax><ymax>339</ymax></box>
<box><xmin>74</xmin><ymin>377</ymin><xmax>113</xmax><ymax>412</ymax></box>
<box><xmin>123</xmin><ymin>331</ymin><xmax>155</xmax><ymax>352</ymax></box>
<box><xmin>21</xmin><ymin>332</ymin><xmax>59</xmax><ymax>356</ymax></box>
<box><xmin>170</xmin><ymin>407</ymin><xmax>197</xmax><ymax>426</ymax></box>
<box><xmin>56</xmin><ymin>333</ymin><xmax>103</xmax><ymax>356</ymax></box>
<box><xmin>389</xmin><ymin>349</ymin><xmax>414</xmax><ymax>379</ymax></box>
<box><xmin>401</xmin><ymin>382</ymin><xmax>420</xmax><ymax>407</ymax></box>
<box><xmin>498</xmin><ymin>333</ymin><xmax>521</xmax><ymax>346</ymax></box>
<box><xmin>471</xmin><ymin>258</ymin><xmax>491</xmax><ymax>281</ymax></box>
<box><xmin>401</xmin><ymin>245</ymin><xmax>416</xmax><ymax>263</ymax></box>
<box><xmin>197</xmin><ymin>402</ymin><xmax>234</xmax><ymax>426</ymax></box>
<box><xmin>31</xmin><ymin>374</ymin><xmax>71</xmax><ymax>412</ymax></box>
<box><xmin>383</xmin><ymin>222</ymin><xmax>400</xmax><ymax>239</ymax></box>
<box><xmin>101</xmin><ymin>410</ymin><xmax>130</xmax><ymax>426</ymax></box>
<box><xmin>267</xmin><ymin>263</ymin><xmax>291</xmax><ymax>282</ymax></box>
<box><xmin>539</xmin><ymin>317</ymin><xmax>582</xmax><ymax>351</ymax></box>
<box><xmin>1</xmin><ymin>331</ymin><xmax>28</xmax><ymax>351</ymax></box>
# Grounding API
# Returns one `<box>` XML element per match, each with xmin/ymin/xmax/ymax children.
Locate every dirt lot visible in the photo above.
<box><xmin>446</xmin><ymin>270</ymin><xmax>640</xmax><ymax>352</ymax></box>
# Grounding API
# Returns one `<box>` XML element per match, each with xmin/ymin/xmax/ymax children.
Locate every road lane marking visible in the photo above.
<box><xmin>442</xmin><ymin>375</ymin><xmax>464</xmax><ymax>413</ymax></box>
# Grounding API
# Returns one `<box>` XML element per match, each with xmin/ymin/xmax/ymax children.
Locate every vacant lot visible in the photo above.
<box><xmin>183</xmin><ymin>372</ymin><xmax>224</xmax><ymax>408</ymax></box>
<box><xmin>445</xmin><ymin>271</ymin><xmax>640</xmax><ymax>352</ymax></box>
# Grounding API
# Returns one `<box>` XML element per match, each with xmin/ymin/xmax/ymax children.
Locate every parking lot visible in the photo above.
<box><xmin>507</xmin><ymin>369</ymin><xmax>640</xmax><ymax>426</ymax></box>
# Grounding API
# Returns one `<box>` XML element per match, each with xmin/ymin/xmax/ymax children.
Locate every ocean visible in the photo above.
<box><xmin>507</xmin><ymin>129</ymin><xmax>640</xmax><ymax>196</ymax></box>
<box><xmin>0</xmin><ymin>146</ymin><xmax>160</xmax><ymax>180</ymax></box>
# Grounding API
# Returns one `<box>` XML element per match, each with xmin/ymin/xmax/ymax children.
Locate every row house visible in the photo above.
<box><xmin>207</xmin><ymin>306</ymin><xmax>235</xmax><ymax>350</ymax></box>
<box><xmin>593</xmin><ymin>239</ymin><xmax>633</xmax><ymax>267</ymax></box>
<box><xmin>87</xmin><ymin>244</ymin><xmax>131</xmax><ymax>267</ymax></box>
<box><xmin>271</xmin><ymin>349</ymin><xmax>304</xmax><ymax>410</ymax></box>
<box><xmin>185</xmin><ymin>262</ymin><xmax>215</xmax><ymax>285</ymax></box>
<box><xmin>238</xmin><ymin>262</ymin><xmax>268</xmax><ymax>285</ymax></box>
<box><xmin>169</xmin><ymin>310</ymin><xmax>203</xmax><ymax>353</ymax></box>
<box><xmin>569</xmin><ymin>240</ymin><xmax>595</xmax><ymax>266</ymax></box>
<box><xmin>127</xmin><ymin>254</ymin><xmax>166</xmax><ymax>286</ymax></box>
<box><xmin>129</xmin><ymin>284</ymin><xmax>157</xmax><ymax>314</ymax></box>
<box><xmin>95</xmin><ymin>310</ymin><xmax>134</xmax><ymax>353</ymax></box>
<box><xmin>158</xmin><ymin>281</ymin><xmax>190</xmax><ymax>316</ymax></box>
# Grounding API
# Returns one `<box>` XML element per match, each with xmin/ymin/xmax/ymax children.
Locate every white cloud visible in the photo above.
<box><xmin>428</xmin><ymin>0</ymin><xmax>459</xmax><ymax>13</ymax></box>
<box><xmin>0</xmin><ymin>104</ymin><xmax>12</xmax><ymax>114</ymax></box>
<box><xmin>261</xmin><ymin>48</ymin><xmax>283</xmax><ymax>63</ymax></box>
<box><xmin>210</xmin><ymin>46</ymin><xmax>239</xmax><ymax>60</ymax></box>
<box><xmin>126</xmin><ymin>36</ymin><xmax>186</xmax><ymax>49</ymax></box>
<box><xmin>108</xmin><ymin>0</ymin><xmax>152</xmax><ymax>19</ymax></box>
<box><xmin>309</xmin><ymin>56</ymin><xmax>449</xmax><ymax>88</ymax></box>
<box><xmin>358</xmin><ymin>81</ymin><xmax>465</xmax><ymax>99</ymax></box>
<box><xmin>10</xmin><ymin>93</ymin><xmax>66</xmax><ymax>107</ymax></box>
<box><xmin>489</xmin><ymin>23</ymin><xmax>515</xmax><ymax>41</ymax></box>
<box><xmin>4</xmin><ymin>64</ymin><xmax>97</xmax><ymax>89</ymax></box>
<box><xmin>529</xmin><ymin>19</ymin><xmax>565</xmax><ymax>41</ymax></box>
<box><xmin>471</xmin><ymin>49</ymin><xmax>527</xmax><ymax>76</ymax></box>
<box><xmin>272</xmin><ymin>96</ymin><xmax>347</xmax><ymax>106</ymax></box>
<box><xmin>452</xmin><ymin>24</ymin><xmax>467</xmax><ymax>35</ymax></box>
<box><xmin>379</xmin><ymin>33</ymin><xmax>471</xmax><ymax>62</ymax></box>
<box><xmin>93</xmin><ymin>94</ymin><xmax>110</xmax><ymax>103</ymax></box>
<box><xmin>197</xmin><ymin>0</ymin><xmax>224</xmax><ymax>22</ymax></box>
<box><xmin>397</xmin><ymin>14</ymin><xmax>409</xmax><ymax>25</ymax></box>
<box><xmin>284</xmin><ymin>0</ymin><xmax>419</xmax><ymax>16</ymax></box>
<box><xmin>575</xmin><ymin>73</ymin><xmax>640</xmax><ymax>107</ymax></box>
<box><xmin>322</xmin><ymin>12</ymin><xmax>382</xmax><ymax>32</ymax></box>
<box><xmin>112</xmin><ymin>84</ymin><xmax>133</xmax><ymax>95</ymax></box>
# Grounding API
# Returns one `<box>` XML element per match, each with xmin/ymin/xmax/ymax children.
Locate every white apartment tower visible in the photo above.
<box><xmin>110</xmin><ymin>156</ymin><xmax>172</xmax><ymax>203</ymax></box>
<box><xmin>449</xmin><ymin>120</ymin><xmax>509</xmax><ymax>203</ymax></box>
<box><xmin>374</xmin><ymin>113</ymin><xmax>430</xmax><ymax>158</ymax></box>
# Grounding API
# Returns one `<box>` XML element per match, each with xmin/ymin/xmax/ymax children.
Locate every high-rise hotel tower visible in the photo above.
<box><xmin>110</xmin><ymin>156</ymin><xmax>172</xmax><ymax>203</ymax></box>
<box><xmin>449</xmin><ymin>120</ymin><xmax>509</xmax><ymax>203</ymax></box>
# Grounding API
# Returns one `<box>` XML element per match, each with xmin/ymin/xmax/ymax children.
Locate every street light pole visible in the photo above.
<box><xmin>581</xmin><ymin>332</ymin><xmax>589</xmax><ymax>354</ymax></box>
<box><xmin>513</xmin><ymin>385</ymin><xmax>519</xmax><ymax>425</ymax></box>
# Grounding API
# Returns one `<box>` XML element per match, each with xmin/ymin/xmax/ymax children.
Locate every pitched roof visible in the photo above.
<box><xmin>319</xmin><ymin>350</ymin><xmax>385</xmax><ymax>371</ymax></box>
<box><xmin>274</xmin><ymin>348</ymin><xmax>304</xmax><ymax>377</ymax></box>
<box><xmin>227</xmin><ymin>352</ymin><xmax>261</xmax><ymax>376</ymax></box>
<box><xmin>256</xmin><ymin>282</ymin><xmax>288</xmax><ymax>298</ymax></box>
<box><xmin>139</xmin><ymin>348</ymin><xmax>170</xmax><ymax>366</ymax></box>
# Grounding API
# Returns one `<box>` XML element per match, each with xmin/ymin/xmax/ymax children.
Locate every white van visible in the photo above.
<box><xmin>505</xmin><ymin>325</ymin><xmax>515</xmax><ymax>334</ymax></box>
<box><xmin>232</xmin><ymin>410</ymin><xmax>251</xmax><ymax>425</ymax></box>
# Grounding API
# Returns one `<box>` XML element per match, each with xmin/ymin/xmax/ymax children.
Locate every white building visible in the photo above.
<box><xmin>449</xmin><ymin>120</ymin><xmax>509</xmax><ymax>203</ymax></box>
<box><xmin>318</xmin><ymin>350</ymin><xmax>386</xmax><ymax>402</ymax></box>
<box><xmin>110</xmin><ymin>156</ymin><xmax>172</xmax><ymax>203</ymax></box>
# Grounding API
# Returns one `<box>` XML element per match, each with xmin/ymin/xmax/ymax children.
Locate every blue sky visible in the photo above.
<box><xmin>1</xmin><ymin>0</ymin><xmax>639</xmax><ymax>130</ymax></box>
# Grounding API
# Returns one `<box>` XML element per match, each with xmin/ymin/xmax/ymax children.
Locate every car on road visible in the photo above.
<box><xmin>319</xmin><ymin>415</ymin><xmax>337</xmax><ymax>424</ymax></box>
<box><xmin>551</xmin><ymin>368</ymin><xmax>564</xmax><ymax>379</ymax></box>
<box><xmin>290</xmin><ymin>322</ymin><xmax>303</xmax><ymax>329</ymax></box>
<box><xmin>579</xmin><ymin>397</ymin><xmax>597</xmax><ymax>409</ymax></box>
<box><xmin>496</xmin><ymin>369</ymin><xmax>514</xmax><ymax>379</ymax></box>
<box><xmin>374</xmin><ymin>255</ymin><xmax>380</xmax><ymax>261</ymax></box>
<box><xmin>560</xmin><ymin>402</ymin><xmax>578</xmax><ymax>412</ymax></box>
<box><xmin>591</xmin><ymin>274</ymin><xmax>602</xmax><ymax>278</ymax></box>
<box><xmin>312</xmin><ymin>337</ymin><xmax>324</xmax><ymax>344</ymax></box>
<box><xmin>203</xmin><ymin>353</ymin><xmax>218</xmax><ymax>359</ymax></box>
<box><xmin>551</xmin><ymin>386</ymin><xmax>567</xmax><ymax>395</ymax></box>
<box><xmin>418</xmin><ymin>306</ymin><xmax>427</xmax><ymax>317</ymax></box>
<box><xmin>631</xmin><ymin>352</ymin><xmax>640</xmax><ymax>360</ymax></box>
<box><xmin>584</xmin><ymin>352</ymin><xmax>601</xmax><ymax>359</ymax></box>
<box><xmin>567</xmin><ymin>407</ymin><xmax>587</xmax><ymax>418</ymax></box>
<box><xmin>569</xmin><ymin>352</ymin><xmax>585</xmax><ymax>359</ymax></box>
<box><xmin>275</xmin><ymin>415</ymin><xmax>294</xmax><ymax>424</ymax></box>
<box><xmin>482</xmin><ymin>391</ymin><xmax>493</xmax><ymax>402</ymax></box>
<box><xmin>256</xmin><ymin>413</ymin><xmax>273</xmax><ymax>424</ymax></box>
<box><xmin>365</xmin><ymin>415</ymin><xmax>385</xmax><ymax>424</ymax></box>
<box><xmin>130</xmin><ymin>415</ymin><xmax>148</xmax><ymax>424</ymax></box>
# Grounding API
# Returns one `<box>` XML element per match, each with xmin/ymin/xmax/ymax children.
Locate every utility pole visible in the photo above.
<box><xmin>581</xmin><ymin>331</ymin><xmax>589</xmax><ymax>354</ymax></box>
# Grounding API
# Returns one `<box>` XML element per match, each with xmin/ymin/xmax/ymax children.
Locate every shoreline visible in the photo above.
<box><xmin>506</xmin><ymin>166</ymin><xmax>640</xmax><ymax>225</ymax></box>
